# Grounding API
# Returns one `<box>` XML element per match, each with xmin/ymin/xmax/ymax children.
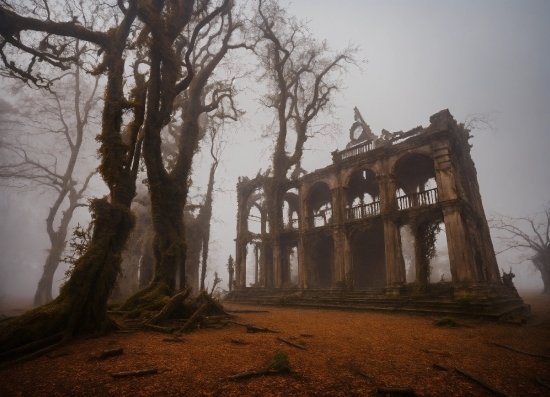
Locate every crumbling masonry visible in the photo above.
<box><xmin>228</xmin><ymin>110</ymin><xmax>526</xmax><ymax>318</ymax></box>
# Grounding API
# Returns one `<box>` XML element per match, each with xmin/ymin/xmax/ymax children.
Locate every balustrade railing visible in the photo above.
<box><xmin>397</xmin><ymin>188</ymin><xmax>438</xmax><ymax>210</ymax></box>
<box><xmin>337</xmin><ymin>140</ymin><xmax>374</xmax><ymax>161</ymax></box>
<box><xmin>307</xmin><ymin>208</ymin><xmax>333</xmax><ymax>228</ymax></box>
<box><xmin>346</xmin><ymin>201</ymin><xmax>380</xmax><ymax>220</ymax></box>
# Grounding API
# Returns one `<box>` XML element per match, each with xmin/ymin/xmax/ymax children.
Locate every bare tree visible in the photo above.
<box><xmin>199</xmin><ymin>126</ymin><xmax>223</xmax><ymax>291</ymax></box>
<box><xmin>250</xmin><ymin>0</ymin><xmax>361</xmax><ymax>285</ymax></box>
<box><xmin>1</xmin><ymin>60</ymin><xmax>99</xmax><ymax>306</ymax></box>
<box><xmin>490</xmin><ymin>203</ymin><xmax>550</xmax><ymax>294</ymax></box>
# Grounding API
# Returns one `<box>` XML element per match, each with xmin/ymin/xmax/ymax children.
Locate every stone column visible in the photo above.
<box><xmin>298</xmin><ymin>236</ymin><xmax>307</xmax><ymax>288</ymax></box>
<box><xmin>382</xmin><ymin>215</ymin><xmax>406</xmax><ymax>286</ymax></box>
<box><xmin>432</xmin><ymin>142</ymin><xmax>458</xmax><ymax>202</ymax></box>
<box><xmin>272</xmin><ymin>241</ymin><xmax>282</xmax><ymax>288</ymax></box>
<box><xmin>331</xmin><ymin>186</ymin><xmax>346</xmax><ymax>284</ymax></box>
<box><xmin>442</xmin><ymin>204</ymin><xmax>476</xmax><ymax>284</ymax></box>
<box><xmin>377</xmin><ymin>174</ymin><xmax>406</xmax><ymax>286</ymax></box>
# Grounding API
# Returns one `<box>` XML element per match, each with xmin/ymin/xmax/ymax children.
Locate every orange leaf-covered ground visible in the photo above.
<box><xmin>1</xmin><ymin>292</ymin><xmax>549</xmax><ymax>397</ymax></box>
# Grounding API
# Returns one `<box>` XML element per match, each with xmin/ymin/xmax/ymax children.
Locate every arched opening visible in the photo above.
<box><xmin>428</xmin><ymin>222</ymin><xmax>451</xmax><ymax>283</ymax></box>
<box><xmin>351</xmin><ymin>224</ymin><xmax>386</xmax><ymax>288</ymax></box>
<box><xmin>346</xmin><ymin>169</ymin><xmax>380</xmax><ymax>220</ymax></box>
<box><xmin>280</xmin><ymin>241</ymin><xmax>299</xmax><ymax>287</ymax></box>
<box><xmin>394</xmin><ymin>153</ymin><xmax>438</xmax><ymax>210</ymax></box>
<box><xmin>282</xmin><ymin>188</ymin><xmax>300</xmax><ymax>230</ymax></box>
<box><xmin>247</xmin><ymin>204</ymin><xmax>263</xmax><ymax>235</ymax></box>
<box><xmin>307</xmin><ymin>235</ymin><xmax>334</xmax><ymax>287</ymax></box>
<box><xmin>306</xmin><ymin>182</ymin><xmax>332</xmax><ymax>228</ymax></box>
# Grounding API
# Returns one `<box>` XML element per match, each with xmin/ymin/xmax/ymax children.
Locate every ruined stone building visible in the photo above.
<box><xmin>229</xmin><ymin>109</ymin><xmax>525</xmax><ymax>317</ymax></box>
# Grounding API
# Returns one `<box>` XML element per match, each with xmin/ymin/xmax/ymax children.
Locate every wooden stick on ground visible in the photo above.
<box><xmin>111</xmin><ymin>368</ymin><xmax>158</xmax><ymax>378</ymax></box>
<box><xmin>228</xmin><ymin>320</ymin><xmax>279</xmax><ymax>333</ymax></box>
<box><xmin>377</xmin><ymin>387</ymin><xmax>415</xmax><ymax>396</ymax></box>
<box><xmin>355</xmin><ymin>370</ymin><xmax>374</xmax><ymax>380</ymax></box>
<box><xmin>455</xmin><ymin>368</ymin><xmax>515</xmax><ymax>397</ymax></box>
<box><xmin>230</xmin><ymin>339</ymin><xmax>249</xmax><ymax>345</ymax></box>
<box><xmin>491</xmin><ymin>342</ymin><xmax>550</xmax><ymax>360</ymax></box>
<box><xmin>432</xmin><ymin>363</ymin><xmax>448</xmax><ymax>371</ymax></box>
<box><xmin>99</xmin><ymin>348</ymin><xmax>123</xmax><ymax>360</ymax></box>
<box><xmin>143</xmin><ymin>324</ymin><xmax>176</xmax><ymax>334</ymax></box>
<box><xmin>276</xmin><ymin>337</ymin><xmax>306</xmax><ymax>350</ymax></box>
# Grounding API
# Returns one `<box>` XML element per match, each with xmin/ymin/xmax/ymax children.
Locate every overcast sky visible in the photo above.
<box><xmin>1</xmin><ymin>0</ymin><xmax>549</xmax><ymax>300</ymax></box>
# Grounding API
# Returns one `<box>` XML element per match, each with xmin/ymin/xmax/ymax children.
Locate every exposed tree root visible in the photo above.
<box><xmin>455</xmin><ymin>367</ymin><xmax>515</xmax><ymax>397</ymax></box>
<box><xmin>490</xmin><ymin>342</ymin><xmax>550</xmax><ymax>359</ymax></box>
<box><xmin>146</xmin><ymin>288</ymin><xmax>190</xmax><ymax>325</ymax></box>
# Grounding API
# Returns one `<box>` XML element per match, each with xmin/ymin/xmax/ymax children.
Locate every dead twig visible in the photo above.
<box><xmin>99</xmin><ymin>348</ymin><xmax>123</xmax><ymax>360</ymax></box>
<box><xmin>111</xmin><ymin>368</ymin><xmax>158</xmax><ymax>378</ymax></box>
<box><xmin>432</xmin><ymin>363</ymin><xmax>448</xmax><ymax>371</ymax></box>
<box><xmin>228</xmin><ymin>320</ymin><xmax>279</xmax><ymax>333</ymax></box>
<box><xmin>455</xmin><ymin>368</ymin><xmax>515</xmax><ymax>397</ymax></box>
<box><xmin>491</xmin><ymin>342</ymin><xmax>550</xmax><ymax>359</ymax></box>
<box><xmin>143</xmin><ymin>324</ymin><xmax>176</xmax><ymax>334</ymax></box>
<box><xmin>276</xmin><ymin>337</ymin><xmax>306</xmax><ymax>350</ymax></box>
<box><xmin>355</xmin><ymin>370</ymin><xmax>374</xmax><ymax>380</ymax></box>
<box><xmin>230</xmin><ymin>339</ymin><xmax>249</xmax><ymax>345</ymax></box>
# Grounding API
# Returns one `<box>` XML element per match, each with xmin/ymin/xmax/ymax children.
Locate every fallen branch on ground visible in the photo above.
<box><xmin>355</xmin><ymin>370</ymin><xmax>374</xmax><ymax>380</ymax></box>
<box><xmin>228</xmin><ymin>320</ymin><xmax>279</xmax><ymax>333</ymax></box>
<box><xmin>111</xmin><ymin>368</ymin><xmax>158</xmax><ymax>378</ymax></box>
<box><xmin>455</xmin><ymin>368</ymin><xmax>515</xmax><ymax>397</ymax></box>
<box><xmin>491</xmin><ymin>342</ymin><xmax>550</xmax><ymax>359</ymax></box>
<box><xmin>99</xmin><ymin>348</ymin><xmax>123</xmax><ymax>360</ymax></box>
<box><xmin>143</xmin><ymin>324</ymin><xmax>176</xmax><ymax>334</ymax></box>
<box><xmin>276</xmin><ymin>337</ymin><xmax>306</xmax><ymax>350</ymax></box>
<box><xmin>432</xmin><ymin>363</ymin><xmax>448</xmax><ymax>371</ymax></box>
<box><xmin>300</xmin><ymin>334</ymin><xmax>314</xmax><ymax>338</ymax></box>
<box><xmin>230</xmin><ymin>339</ymin><xmax>249</xmax><ymax>345</ymax></box>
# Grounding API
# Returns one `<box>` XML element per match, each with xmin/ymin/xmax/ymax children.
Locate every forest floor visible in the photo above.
<box><xmin>1</xmin><ymin>291</ymin><xmax>549</xmax><ymax>397</ymax></box>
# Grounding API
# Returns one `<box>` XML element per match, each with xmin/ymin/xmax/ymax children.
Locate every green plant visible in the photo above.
<box><xmin>270</xmin><ymin>352</ymin><xmax>291</xmax><ymax>373</ymax></box>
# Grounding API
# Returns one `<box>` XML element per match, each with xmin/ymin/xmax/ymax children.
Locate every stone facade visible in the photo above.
<box><xmin>234</xmin><ymin>109</ymin><xmax>502</xmax><ymax>293</ymax></box>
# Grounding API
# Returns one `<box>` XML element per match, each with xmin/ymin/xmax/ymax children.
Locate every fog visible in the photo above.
<box><xmin>1</xmin><ymin>0</ymin><xmax>549</xmax><ymax>304</ymax></box>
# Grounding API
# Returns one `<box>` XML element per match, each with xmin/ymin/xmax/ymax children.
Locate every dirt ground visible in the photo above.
<box><xmin>1</xmin><ymin>291</ymin><xmax>549</xmax><ymax>397</ymax></box>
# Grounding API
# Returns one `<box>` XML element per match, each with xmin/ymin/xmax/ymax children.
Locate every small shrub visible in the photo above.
<box><xmin>270</xmin><ymin>352</ymin><xmax>291</xmax><ymax>373</ymax></box>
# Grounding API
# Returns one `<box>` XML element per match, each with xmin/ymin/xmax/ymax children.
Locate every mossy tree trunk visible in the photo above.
<box><xmin>0</xmin><ymin>3</ymin><xmax>147</xmax><ymax>359</ymax></box>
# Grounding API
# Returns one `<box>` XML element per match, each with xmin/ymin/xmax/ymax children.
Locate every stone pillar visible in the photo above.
<box><xmin>383</xmin><ymin>216</ymin><xmax>406</xmax><ymax>286</ymax></box>
<box><xmin>331</xmin><ymin>186</ymin><xmax>346</xmax><ymax>284</ymax></box>
<box><xmin>235</xmin><ymin>236</ymin><xmax>247</xmax><ymax>289</ymax></box>
<box><xmin>272</xmin><ymin>241</ymin><xmax>281</xmax><ymax>288</ymax></box>
<box><xmin>432</xmin><ymin>142</ymin><xmax>458</xmax><ymax>202</ymax></box>
<box><xmin>442</xmin><ymin>204</ymin><xmax>476</xmax><ymax>284</ymax></box>
<box><xmin>377</xmin><ymin>173</ymin><xmax>406</xmax><ymax>286</ymax></box>
<box><xmin>298</xmin><ymin>236</ymin><xmax>307</xmax><ymax>288</ymax></box>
